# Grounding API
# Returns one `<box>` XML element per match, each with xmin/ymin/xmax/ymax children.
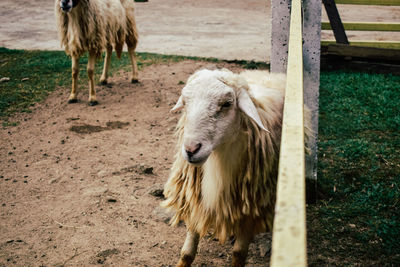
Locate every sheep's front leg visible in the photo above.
<box><xmin>100</xmin><ymin>46</ymin><xmax>112</xmax><ymax>85</ymax></box>
<box><xmin>232</xmin><ymin>223</ymin><xmax>253</xmax><ymax>267</ymax></box>
<box><xmin>128</xmin><ymin>46</ymin><xmax>139</xmax><ymax>83</ymax></box>
<box><xmin>87</xmin><ymin>52</ymin><xmax>98</xmax><ymax>106</ymax></box>
<box><xmin>176</xmin><ymin>230</ymin><xmax>200</xmax><ymax>267</ymax></box>
<box><xmin>68</xmin><ymin>55</ymin><xmax>79</xmax><ymax>103</ymax></box>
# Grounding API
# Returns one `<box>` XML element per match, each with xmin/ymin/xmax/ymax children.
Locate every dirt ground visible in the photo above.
<box><xmin>1</xmin><ymin>1</ymin><xmax>400</xmax><ymax>266</ymax></box>
<box><xmin>0</xmin><ymin>0</ymin><xmax>270</xmax><ymax>61</ymax></box>
<box><xmin>0</xmin><ymin>60</ymin><xmax>273</xmax><ymax>266</ymax></box>
<box><xmin>1</xmin><ymin>0</ymin><xmax>399</xmax><ymax>62</ymax></box>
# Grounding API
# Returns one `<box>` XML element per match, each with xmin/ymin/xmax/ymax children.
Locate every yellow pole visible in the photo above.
<box><xmin>270</xmin><ymin>0</ymin><xmax>307</xmax><ymax>265</ymax></box>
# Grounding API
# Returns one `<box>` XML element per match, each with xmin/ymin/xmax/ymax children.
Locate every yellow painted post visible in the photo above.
<box><xmin>270</xmin><ymin>0</ymin><xmax>307</xmax><ymax>265</ymax></box>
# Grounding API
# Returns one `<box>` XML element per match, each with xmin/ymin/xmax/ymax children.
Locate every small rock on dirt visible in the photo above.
<box><xmin>148</xmin><ymin>184</ymin><xmax>164</xmax><ymax>198</ymax></box>
<box><xmin>107</xmin><ymin>198</ymin><xmax>117</xmax><ymax>203</ymax></box>
<box><xmin>258</xmin><ymin>241</ymin><xmax>271</xmax><ymax>257</ymax></box>
<box><xmin>97</xmin><ymin>170</ymin><xmax>108</xmax><ymax>178</ymax></box>
<box><xmin>142</xmin><ymin>166</ymin><xmax>153</xmax><ymax>174</ymax></box>
<box><xmin>48</xmin><ymin>177</ymin><xmax>60</xmax><ymax>184</ymax></box>
<box><xmin>149</xmin><ymin>188</ymin><xmax>164</xmax><ymax>198</ymax></box>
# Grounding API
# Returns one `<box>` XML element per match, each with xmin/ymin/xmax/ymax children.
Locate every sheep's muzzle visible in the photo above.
<box><xmin>60</xmin><ymin>0</ymin><xmax>77</xmax><ymax>13</ymax></box>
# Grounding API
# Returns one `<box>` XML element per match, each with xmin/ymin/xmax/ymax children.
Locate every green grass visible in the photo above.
<box><xmin>1</xmin><ymin>48</ymin><xmax>399</xmax><ymax>264</ymax></box>
<box><xmin>308</xmin><ymin>71</ymin><xmax>400</xmax><ymax>265</ymax></box>
<box><xmin>0</xmin><ymin>47</ymin><xmax>192</xmax><ymax>122</ymax></box>
<box><xmin>0</xmin><ymin>47</ymin><xmax>266</xmax><ymax>125</ymax></box>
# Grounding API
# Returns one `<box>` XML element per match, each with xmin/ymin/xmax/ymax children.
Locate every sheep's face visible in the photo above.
<box><xmin>59</xmin><ymin>0</ymin><xmax>79</xmax><ymax>13</ymax></box>
<box><xmin>172</xmin><ymin>69</ymin><xmax>267</xmax><ymax>165</ymax></box>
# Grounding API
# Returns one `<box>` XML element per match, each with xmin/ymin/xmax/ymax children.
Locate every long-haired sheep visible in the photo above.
<box><xmin>163</xmin><ymin>69</ymin><xmax>306</xmax><ymax>267</ymax></box>
<box><xmin>55</xmin><ymin>0</ymin><xmax>139</xmax><ymax>105</ymax></box>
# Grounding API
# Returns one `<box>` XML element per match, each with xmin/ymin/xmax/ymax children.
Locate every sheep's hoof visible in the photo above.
<box><xmin>232</xmin><ymin>251</ymin><xmax>247</xmax><ymax>267</ymax></box>
<box><xmin>68</xmin><ymin>99</ymin><xmax>78</xmax><ymax>104</ymax></box>
<box><xmin>176</xmin><ymin>255</ymin><xmax>194</xmax><ymax>267</ymax></box>
<box><xmin>89</xmin><ymin>100</ymin><xmax>98</xmax><ymax>106</ymax></box>
<box><xmin>100</xmin><ymin>79</ymin><xmax>107</xmax><ymax>85</ymax></box>
<box><xmin>131</xmin><ymin>78</ymin><xmax>139</xmax><ymax>84</ymax></box>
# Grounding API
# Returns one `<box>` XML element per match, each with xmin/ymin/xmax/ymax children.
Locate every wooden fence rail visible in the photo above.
<box><xmin>322</xmin><ymin>22</ymin><xmax>400</xmax><ymax>32</ymax></box>
<box><xmin>322</xmin><ymin>0</ymin><xmax>400</xmax><ymax>50</ymax></box>
<box><xmin>334</xmin><ymin>0</ymin><xmax>400</xmax><ymax>5</ymax></box>
<box><xmin>270</xmin><ymin>0</ymin><xmax>307</xmax><ymax>265</ymax></box>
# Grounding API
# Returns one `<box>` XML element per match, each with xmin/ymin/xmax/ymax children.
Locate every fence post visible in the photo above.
<box><xmin>270</xmin><ymin>0</ymin><xmax>307</xmax><ymax>264</ymax></box>
<box><xmin>271</xmin><ymin>0</ymin><xmax>290</xmax><ymax>74</ymax></box>
<box><xmin>271</xmin><ymin>0</ymin><xmax>321</xmax><ymax>202</ymax></box>
<box><xmin>302</xmin><ymin>0</ymin><xmax>321</xmax><ymax>202</ymax></box>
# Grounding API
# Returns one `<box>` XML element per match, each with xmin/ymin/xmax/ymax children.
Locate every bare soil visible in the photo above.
<box><xmin>0</xmin><ymin>0</ymin><xmax>270</xmax><ymax>61</ymax></box>
<box><xmin>2</xmin><ymin>0</ymin><xmax>398</xmax><ymax>62</ymax></box>
<box><xmin>0</xmin><ymin>60</ymin><xmax>272</xmax><ymax>266</ymax></box>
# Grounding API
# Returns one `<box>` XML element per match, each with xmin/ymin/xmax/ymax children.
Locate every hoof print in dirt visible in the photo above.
<box><xmin>118</xmin><ymin>164</ymin><xmax>154</xmax><ymax>175</ymax></box>
<box><xmin>89</xmin><ymin>100</ymin><xmax>98</xmax><ymax>106</ymax></box>
<box><xmin>67</xmin><ymin>99</ymin><xmax>78</xmax><ymax>104</ymax></box>
<box><xmin>91</xmin><ymin>248</ymin><xmax>120</xmax><ymax>265</ymax></box>
<box><xmin>152</xmin><ymin>206</ymin><xmax>173</xmax><ymax>224</ymax></box>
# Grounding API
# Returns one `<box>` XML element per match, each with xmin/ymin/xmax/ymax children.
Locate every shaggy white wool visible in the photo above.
<box><xmin>55</xmin><ymin>0</ymin><xmax>138</xmax><ymax>58</ymax></box>
<box><xmin>163</xmin><ymin>69</ymin><xmax>290</xmax><ymax>242</ymax></box>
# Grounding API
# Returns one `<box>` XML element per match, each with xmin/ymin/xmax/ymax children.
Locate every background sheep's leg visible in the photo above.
<box><xmin>68</xmin><ymin>56</ymin><xmax>79</xmax><ymax>103</ymax></box>
<box><xmin>177</xmin><ymin>230</ymin><xmax>199</xmax><ymax>267</ymax></box>
<box><xmin>100</xmin><ymin>45</ymin><xmax>113</xmax><ymax>85</ymax></box>
<box><xmin>127</xmin><ymin>42</ymin><xmax>139</xmax><ymax>83</ymax></box>
<box><xmin>87</xmin><ymin>52</ymin><xmax>98</xmax><ymax>106</ymax></box>
<box><xmin>232</xmin><ymin>222</ymin><xmax>253</xmax><ymax>267</ymax></box>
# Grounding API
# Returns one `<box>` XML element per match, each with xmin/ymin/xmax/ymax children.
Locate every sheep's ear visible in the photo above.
<box><xmin>238</xmin><ymin>89</ymin><xmax>269</xmax><ymax>132</ymax></box>
<box><xmin>171</xmin><ymin>96</ymin><xmax>184</xmax><ymax>112</ymax></box>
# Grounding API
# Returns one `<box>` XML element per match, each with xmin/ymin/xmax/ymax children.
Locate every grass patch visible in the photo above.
<box><xmin>308</xmin><ymin>71</ymin><xmax>400</xmax><ymax>265</ymax></box>
<box><xmin>0</xmin><ymin>48</ymin><xmax>266</xmax><ymax>125</ymax></box>
<box><xmin>0</xmin><ymin>48</ymin><xmax>188</xmax><ymax>123</ymax></box>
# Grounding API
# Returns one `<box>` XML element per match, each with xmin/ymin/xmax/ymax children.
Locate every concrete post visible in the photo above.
<box><xmin>271</xmin><ymin>0</ymin><xmax>291</xmax><ymax>73</ymax></box>
<box><xmin>271</xmin><ymin>0</ymin><xmax>321</xmax><ymax>201</ymax></box>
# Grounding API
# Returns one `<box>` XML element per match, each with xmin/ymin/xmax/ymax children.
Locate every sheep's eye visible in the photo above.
<box><xmin>221</xmin><ymin>101</ymin><xmax>232</xmax><ymax>108</ymax></box>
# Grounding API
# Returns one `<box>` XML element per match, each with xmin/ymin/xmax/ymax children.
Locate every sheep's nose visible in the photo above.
<box><xmin>61</xmin><ymin>4</ymin><xmax>71</xmax><ymax>11</ymax></box>
<box><xmin>60</xmin><ymin>0</ymin><xmax>72</xmax><ymax>11</ymax></box>
<box><xmin>185</xmin><ymin>143</ymin><xmax>202</xmax><ymax>157</ymax></box>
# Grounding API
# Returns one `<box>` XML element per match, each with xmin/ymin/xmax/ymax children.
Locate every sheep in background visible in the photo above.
<box><xmin>163</xmin><ymin>69</ymin><xmax>309</xmax><ymax>267</ymax></box>
<box><xmin>55</xmin><ymin>0</ymin><xmax>139</xmax><ymax>105</ymax></box>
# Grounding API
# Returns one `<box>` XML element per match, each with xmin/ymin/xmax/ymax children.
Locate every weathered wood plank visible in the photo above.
<box><xmin>321</xmin><ymin>55</ymin><xmax>400</xmax><ymax>75</ymax></box>
<box><xmin>270</xmin><ymin>0</ymin><xmax>307</xmax><ymax>265</ymax></box>
<box><xmin>334</xmin><ymin>0</ymin><xmax>400</xmax><ymax>6</ymax></box>
<box><xmin>321</xmin><ymin>40</ymin><xmax>400</xmax><ymax>49</ymax></box>
<box><xmin>322</xmin><ymin>22</ymin><xmax>400</xmax><ymax>32</ymax></box>
<box><xmin>323</xmin><ymin>0</ymin><xmax>349</xmax><ymax>44</ymax></box>
<box><xmin>322</xmin><ymin>43</ymin><xmax>400</xmax><ymax>61</ymax></box>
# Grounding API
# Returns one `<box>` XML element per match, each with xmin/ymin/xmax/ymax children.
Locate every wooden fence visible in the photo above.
<box><xmin>270</xmin><ymin>0</ymin><xmax>307</xmax><ymax>265</ymax></box>
<box><xmin>321</xmin><ymin>0</ymin><xmax>400</xmax><ymax>50</ymax></box>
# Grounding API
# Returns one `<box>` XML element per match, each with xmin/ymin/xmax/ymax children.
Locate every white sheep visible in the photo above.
<box><xmin>55</xmin><ymin>0</ymin><xmax>139</xmax><ymax>105</ymax></box>
<box><xmin>163</xmin><ymin>68</ymin><xmax>303</xmax><ymax>266</ymax></box>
